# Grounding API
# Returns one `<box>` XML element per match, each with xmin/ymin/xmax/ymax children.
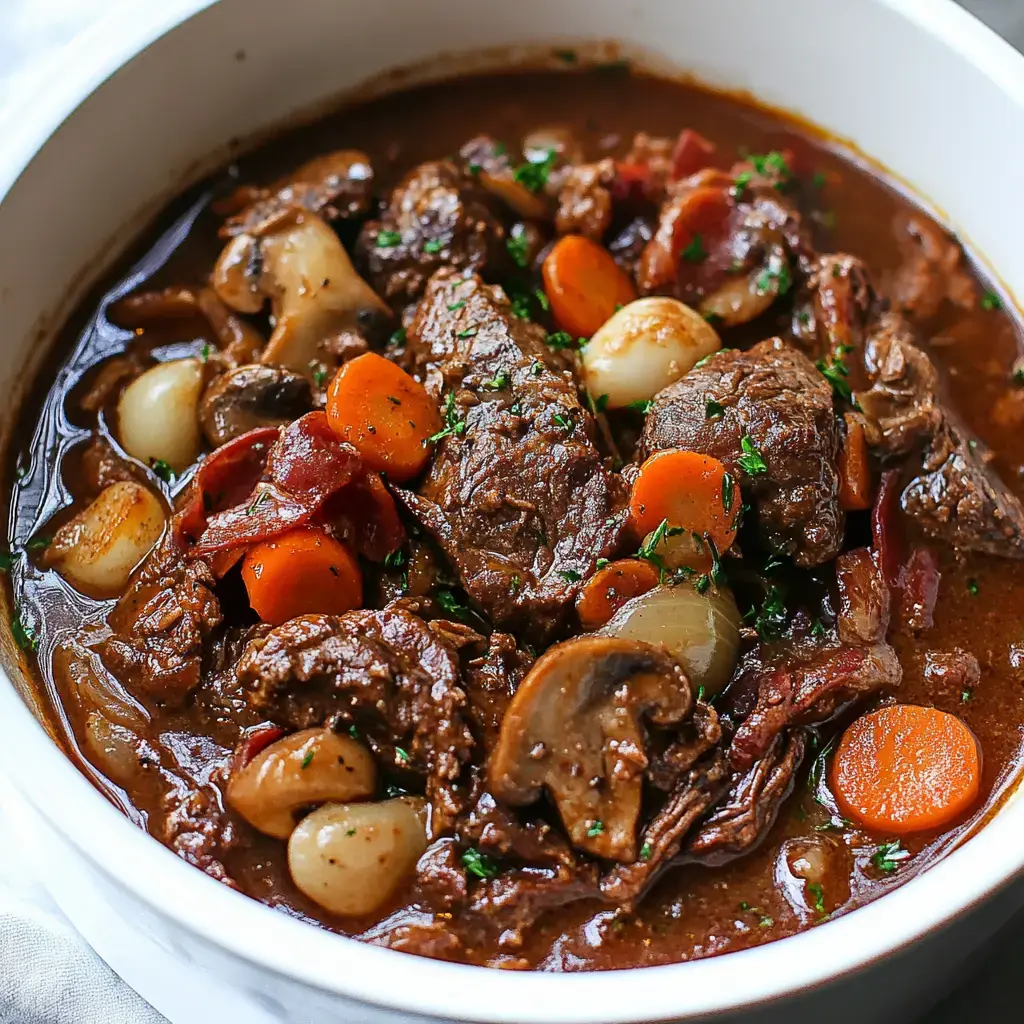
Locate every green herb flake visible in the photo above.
<box><xmin>587</xmin><ymin>820</ymin><xmax>605</xmax><ymax>838</ymax></box>
<box><xmin>376</xmin><ymin>229</ymin><xmax>402</xmax><ymax>248</ymax></box>
<box><xmin>507</xmin><ymin>232</ymin><xmax>531</xmax><ymax>268</ymax></box>
<box><xmin>423</xmin><ymin>239</ymin><xmax>443</xmax><ymax>254</ymax></box>
<box><xmin>545</xmin><ymin>331</ymin><xmax>577</xmax><ymax>351</ymax></box>
<box><xmin>513</xmin><ymin>149</ymin><xmax>559</xmax><ymax>193</ymax></box>
<box><xmin>812</xmin><ymin>171</ymin><xmax>827</xmax><ymax>189</ymax></box>
<box><xmin>627</xmin><ymin>399</ymin><xmax>653</xmax><ymax>414</ymax></box>
<box><xmin>693</xmin><ymin>573</ymin><xmax>711</xmax><ymax>594</ymax></box>
<box><xmin>481</xmin><ymin>370</ymin><xmax>511</xmax><ymax>391</ymax></box>
<box><xmin>754</xmin><ymin>585</ymin><xmax>788</xmax><ymax>641</ymax></box>
<box><xmin>981</xmin><ymin>290</ymin><xmax>1003</xmax><ymax>312</ymax></box>
<box><xmin>721</xmin><ymin>471</ymin><xmax>736</xmax><ymax>515</ymax></box>
<box><xmin>552</xmin><ymin>411</ymin><xmax>575</xmax><ymax>433</ymax></box>
<box><xmin>531</xmin><ymin>359</ymin><xmax>544</xmax><ymax>377</ymax></box>
<box><xmin>24</xmin><ymin>535</ymin><xmax>52</xmax><ymax>552</ymax></box>
<box><xmin>755</xmin><ymin>257</ymin><xmax>792</xmax><ymax>297</ymax></box>
<box><xmin>0</xmin><ymin>550</ymin><xmax>17</xmax><ymax>572</ymax></box>
<box><xmin>308</xmin><ymin>360</ymin><xmax>329</xmax><ymax>388</ymax></box>
<box><xmin>462</xmin><ymin>847</ymin><xmax>498</xmax><ymax>879</ymax></box>
<box><xmin>640</xmin><ymin>842</ymin><xmax>652</xmax><ymax>861</ymax></box>
<box><xmin>967</xmin><ymin>577</ymin><xmax>980</xmax><ymax>596</ymax></box>
<box><xmin>246</xmin><ymin>489</ymin><xmax>270</xmax><ymax>516</ymax></box>
<box><xmin>693</xmin><ymin>348</ymin><xmax>731</xmax><ymax>371</ymax></box>
<box><xmin>509</xmin><ymin>292</ymin><xmax>532</xmax><ymax>319</ymax></box>
<box><xmin>457</xmin><ymin>326</ymin><xmax>478</xmax><ymax>339</ymax></box>
<box><xmin>388</xmin><ymin>327</ymin><xmax>407</xmax><ymax>348</ymax></box>
<box><xmin>737</xmin><ymin>435</ymin><xmax>768</xmax><ymax>476</ymax></box>
<box><xmin>759</xmin><ymin>915</ymin><xmax>774</xmax><ymax>929</ymax></box>
<box><xmin>871</xmin><ymin>840</ymin><xmax>909</xmax><ymax>874</ymax></box>
<box><xmin>535</xmin><ymin>288</ymin><xmax>551</xmax><ymax>312</ymax></box>
<box><xmin>816</xmin><ymin>355</ymin><xmax>853</xmax><ymax>401</ymax></box>
<box><xmin>384</xmin><ymin>548</ymin><xmax>407</xmax><ymax>570</ymax></box>
<box><xmin>300</xmin><ymin>749</ymin><xmax>315</xmax><ymax>769</ymax></box>
<box><xmin>435</xmin><ymin>588</ymin><xmax>470</xmax><ymax>621</ymax></box>
<box><xmin>807</xmin><ymin>882</ymin><xmax>826</xmax><ymax>914</ymax></box>
<box><xmin>553</xmin><ymin>48</ymin><xmax>578</xmax><ymax>64</ymax></box>
<box><xmin>348</xmin><ymin>724</ymin><xmax>359</xmax><ymax>739</ymax></box>
<box><xmin>346</xmin><ymin>828</ymin><xmax>357</xmax><ymax>836</ymax></box>
<box><xmin>200</xmin><ymin>342</ymin><xmax>211</xmax><ymax>362</ymax></box>
<box><xmin>447</xmin><ymin>300</ymin><xmax>466</xmax><ymax>312</ymax></box>
<box><xmin>961</xmin><ymin>688</ymin><xmax>974</xmax><ymax>703</ymax></box>
<box><xmin>395</xmin><ymin>746</ymin><xmax>410</xmax><ymax>763</ymax></box>
<box><xmin>811</xmin><ymin>618</ymin><xmax>826</xmax><ymax>637</ymax></box>
<box><xmin>150</xmin><ymin>460</ymin><xmax>175</xmax><ymax>484</ymax></box>
<box><xmin>705</xmin><ymin>398</ymin><xmax>725</xmax><ymax>420</ymax></box>
<box><xmin>426</xmin><ymin>391</ymin><xmax>467</xmax><ymax>445</ymax></box>
<box><xmin>732</xmin><ymin>171</ymin><xmax>752</xmax><ymax>199</ymax></box>
<box><xmin>11</xmin><ymin>612</ymin><xmax>37</xmax><ymax>653</ymax></box>
<box><xmin>682</xmin><ymin>233</ymin><xmax>708</xmax><ymax>263</ymax></box>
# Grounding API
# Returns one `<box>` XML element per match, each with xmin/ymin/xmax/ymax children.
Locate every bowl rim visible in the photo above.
<box><xmin>2</xmin><ymin>0</ymin><xmax>1024</xmax><ymax>1020</ymax></box>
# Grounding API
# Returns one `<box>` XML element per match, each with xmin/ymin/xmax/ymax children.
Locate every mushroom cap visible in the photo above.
<box><xmin>199</xmin><ymin>363</ymin><xmax>312</xmax><ymax>447</ymax></box>
<box><xmin>488</xmin><ymin>635</ymin><xmax>693</xmax><ymax>862</ymax></box>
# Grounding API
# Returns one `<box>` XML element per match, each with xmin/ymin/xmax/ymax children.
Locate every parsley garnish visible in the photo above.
<box><xmin>447</xmin><ymin>300</ymin><xmax>466</xmax><ymax>312</ymax></box>
<box><xmin>376</xmin><ymin>229</ymin><xmax>401</xmax><ymax>247</ymax></box>
<box><xmin>457</xmin><ymin>326</ymin><xmax>478</xmax><ymax>338</ymax></box>
<box><xmin>507</xmin><ymin>232</ymin><xmax>531</xmax><ymax>268</ymax></box>
<box><xmin>423</xmin><ymin>239</ymin><xmax>443</xmax><ymax>254</ymax></box>
<box><xmin>200</xmin><ymin>342</ymin><xmax>211</xmax><ymax>362</ymax></box>
<box><xmin>552</xmin><ymin>411</ymin><xmax>575</xmax><ymax>433</ymax></box>
<box><xmin>395</xmin><ymin>746</ymin><xmax>410</xmax><ymax>763</ymax></box>
<box><xmin>749</xmin><ymin>150</ymin><xmax>792</xmax><ymax>187</ymax></box>
<box><xmin>348</xmin><ymin>724</ymin><xmax>359</xmax><ymax>739</ymax></box>
<box><xmin>586</xmin><ymin>391</ymin><xmax>610</xmax><ymax>415</ymax></box>
<box><xmin>11</xmin><ymin>612</ymin><xmax>37</xmax><ymax>653</ymax></box>
<box><xmin>587</xmin><ymin>820</ymin><xmax>605</xmax><ymax>838</ymax></box>
<box><xmin>682</xmin><ymin>233</ymin><xmax>708</xmax><ymax>263</ymax></box>
<box><xmin>816</xmin><ymin>354</ymin><xmax>853</xmax><ymax>401</ymax></box>
<box><xmin>150</xmin><ymin>460</ymin><xmax>175</xmax><ymax>484</ymax></box>
<box><xmin>693</xmin><ymin>574</ymin><xmax>711</xmax><ymax>594</ymax></box>
<box><xmin>759</xmin><ymin>915</ymin><xmax>774</xmax><ymax>929</ymax></box>
<box><xmin>509</xmin><ymin>291</ymin><xmax>532</xmax><ymax>319</ymax></box>
<box><xmin>513</xmin><ymin>149</ymin><xmax>558</xmax><ymax>193</ymax></box>
<box><xmin>389</xmin><ymin>327</ymin><xmax>407</xmax><ymax>348</ymax></box>
<box><xmin>693</xmin><ymin>348</ymin><xmax>730</xmax><ymax>371</ymax></box>
<box><xmin>0</xmin><ymin>550</ymin><xmax>16</xmax><ymax>572</ymax></box>
<box><xmin>308</xmin><ymin>360</ymin><xmax>329</xmax><ymax>388</ymax></box>
<box><xmin>436</xmin><ymin>588</ymin><xmax>470</xmax><ymax>620</ymax></box>
<box><xmin>811</xmin><ymin>618</ymin><xmax>826</xmax><ymax>637</ymax></box>
<box><xmin>754</xmin><ymin>585</ymin><xmax>788</xmax><ymax>640</ymax></box>
<box><xmin>871</xmin><ymin>840</ymin><xmax>909</xmax><ymax>874</ymax></box>
<box><xmin>737</xmin><ymin>435</ymin><xmax>768</xmax><ymax>476</ymax></box>
<box><xmin>531</xmin><ymin>359</ymin><xmax>544</xmax><ymax>377</ymax></box>
<box><xmin>558</xmin><ymin>570</ymin><xmax>582</xmax><ymax>582</ymax></box>
<box><xmin>721</xmin><ymin>472</ymin><xmax>736</xmax><ymax>515</ymax></box>
<box><xmin>426</xmin><ymin>391</ymin><xmax>467</xmax><ymax>444</ymax></box>
<box><xmin>627</xmin><ymin>399</ymin><xmax>653</xmax><ymax>414</ymax></box>
<box><xmin>384</xmin><ymin>549</ymin><xmax>407</xmax><ymax>569</ymax></box>
<box><xmin>545</xmin><ymin>331</ymin><xmax>579</xmax><ymax>351</ymax></box>
<box><xmin>705</xmin><ymin>398</ymin><xmax>725</xmax><ymax>420</ymax></box>
<box><xmin>961</xmin><ymin>688</ymin><xmax>974</xmax><ymax>703</ymax></box>
<box><xmin>462</xmin><ymin>848</ymin><xmax>498</xmax><ymax>879</ymax></box>
<box><xmin>732</xmin><ymin>171</ymin><xmax>752</xmax><ymax>199</ymax></box>
<box><xmin>481</xmin><ymin>370</ymin><xmax>510</xmax><ymax>391</ymax></box>
<box><xmin>535</xmin><ymin>288</ymin><xmax>551</xmax><ymax>311</ymax></box>
<box><xmin>981</xmin><ymin>290</ymin><xmax>1002</xmax><ymax>311</ymax></box>
<box><xmin>967</xmin><ymin>577</ymin><xmax>979</xmax><ymax>596</ymax></box>
<box><xmin>755</xmin><ymin>257</ymin><xmax>792</xmax><ymax>297</ymax></box>
<box><xmin>640</xmin><ymin>842</ymin><xmax>652</xmax><ymax>861</ymax></box>
<box><xmin>812</xmin><ymin>171</ymin><xmax>827</xmax><ymax>189</ymax></box>
<box><xmin>807</xmin><ymin>882</ymin><xmax>826</xmax><ymax>914</ymax></box>
<box><xmin>596</xmin><ymin>558</ymin><xmax>610</xmax><ymax>569</ymax></box>
<box><xmin>301</xmin><ymin>749</ymin><xmax>315</xmax><ymax>769</ymax></box>
<box><xmin>246</xmin><ymin>489</ymin><xmax>270</xmax><ymax>516</ymax></box>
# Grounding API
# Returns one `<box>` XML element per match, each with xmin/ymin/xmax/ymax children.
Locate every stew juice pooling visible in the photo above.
<box><xmin>6</xmin><ymin>66</ymin><xmax>1024</xmax><ymax>970</ymax></box>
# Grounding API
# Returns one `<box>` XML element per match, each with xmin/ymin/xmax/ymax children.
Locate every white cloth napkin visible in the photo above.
<box><xmin>0</xmin><ymin>1</ymin><xmax>1020</xmax><ymax>1022</ymax></box>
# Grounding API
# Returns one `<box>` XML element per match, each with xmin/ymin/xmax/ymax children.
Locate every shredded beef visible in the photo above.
<box><xmin>396</xmin><ymin>271</ymin><xmax>628</xmax><ymax>641</ymax></box>
<box><xmin>641</xmin><ymin>338</ymin><xmax>843</xmax><ymax>566</ymax></box>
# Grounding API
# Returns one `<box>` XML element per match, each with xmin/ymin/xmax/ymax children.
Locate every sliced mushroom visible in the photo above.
<box><xmin>226</xmin><ymin>726</ymin><xmax>377</xmax><ymax>839</ymax></box>
<box><xmin>212</xmin><ymin>215</ymin><xmax>390</xmax><ymax>374</ymax></box>
<box><xmin>488</xmin><ymin>635</ymin><xmax>693</xmax><ymax>862</ymax></box>
<box><xmin>199</xmin><ymin>363</ymin><xmax>312</xmax><ymax>447</ymax></box>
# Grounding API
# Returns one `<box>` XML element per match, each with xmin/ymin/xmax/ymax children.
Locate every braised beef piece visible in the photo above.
<box><xmin>924</xmin><ymin>648</ymin><xmax>981</xmax><ymax>692</ymax></box>
<box><xmin>79</xmin><ymin>435</ymin><xmax>137</xmax><ymax>495</ymax></box>
<box><xmin>890</xmin><ymin>214</ymin><xmax>976</xmax><ymax>321</ymax></box>
<box><xmin>162</xmin><ymin>783</ymin><xmax>238</xmax><ymax>885</ymax></box>
<box><xmin>792</xmin><ymin>253</ymin><xmax>874</xmax><ymax>361</ymax></box>
<box><xmin>463</xmin><ymin>633</ymin><xmax>533</xmax><ymax>752</ymax></box>
<box><xmin>235</xmin><ymin>606</ymin><xmax>474</xmax><ymax>832</ymax></box>
<box><xmin>100</xmin><ymin>534</ymin><xmax>222</xmax><ymax>704</ymax></box>
<box><xmin>641</xmin><ymin>338</ymin><xmax>843</xmax><ymax>567</ymax></box>
<box><xmin>727</xmin><ymin>548</ymin><xmax>901</xmax><ymax>771</ymax></box>
<box><xmin>357</xmin><ymin>161</ymin><xmax>506</xmax><ymax>302</ymax></box>
<box><xmin>554</xmin><ymin>158</ymin><xmax>617</xmax><ymax>239</ymax></box>
<box><xmin>396</xmin><ymin>270</ymin><xmax>628</xmax><ymax>640</ymax></box>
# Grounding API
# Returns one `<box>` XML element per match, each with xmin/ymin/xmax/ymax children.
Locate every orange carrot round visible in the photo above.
<box><xmin>577</xmin><ymin>558</ymin><xmax>660</xmax><ymax>630</ymax></box>
<box><xmin>542</xmin><ymin>235</ymin><xmax>637</xmax><ymax>339</ymax></box>
<box><xmin>242</xmin><ymin>527</ymin><xmax>362</xmax><ymax>625</ymax></box>
<box><xmin>326</xmin><ymin>352</ymin><xmax>441</xmax><ymax>482</ymax></box>
<box><xmin>629</xmin><ymin>449</ymin><xmax>740</xmax><ymax>555</ymax></box>
<box><xmin>831</xmin><ymin>704</ymin><xmax>982</xmax><ymax>835</ymax></box>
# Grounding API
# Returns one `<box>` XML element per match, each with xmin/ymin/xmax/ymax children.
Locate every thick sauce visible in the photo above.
<box><xmin>6</xmin><ymin>68</ymin><xmax>1024</xmax><ymax>970</ymax></box>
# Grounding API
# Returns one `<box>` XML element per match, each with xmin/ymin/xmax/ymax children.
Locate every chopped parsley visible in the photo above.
<box><xmin>300</xmin><ymin>749</ymin><xmax>315</xmax><ymax>769</ymax></box>
<box><xmin>682</xmin><ymin>233</ymin><xmax>708</xmax><ymax>263</ymax></box>
<box><xmin>755</xmin><ymin>257</ymin><xmax>792</xmax><ymax>297</ymax></box>
<box><xmin>749</xmin><ymin>150</ymin><xmax>792</xmax><ymax>187</ymax></box>
<box><xmin>627</xmin><ymin>399</ymin><xmax>653</xmax><ymax>414</ymax></box>
<box><xmin>545</xmin><ymin>331</ymin><xmax>578</xmax><ymax>351</ymax></box>
<box><xmin>705</xmin><ymin>398</ymin><xmax>725</xmax><ymax>420</ymax></box>
<box><xmin>509</xmin><ymin>291</ymin><xmax>532</xmax><ymax>319</ymax></box>
<box><xmin>759</xmin><ymin>915</ymin><xmax>774</xmax><ymax>929</ymax></box>
<box><xmin>694</xmin><ymin>348</ymin><xmax>730</xmax><ymax>371</ymax></box>
<box><xmin>435</xmin><ymin>588</ymin><xmax>470</xmax><ymax>620</ymax></box>
<box><xmin>447</xmin><ymin>300</ymin><xmax>466</xmax><ymax>312</ymax></box>
<box><xmin>731</xmin><ymin>170</ymin><xmax>752</xmax><ymax>199</ymax></box>
<box><xmin>816</xmin><ymin>353</ymin><xmax>853</xmax><ymax>401</ymax></box>
<box><xmin>308</xmin><ymin>360</ymin><xmax>329</xmax><ymax>388</ymax></box>
<box><xmin>811</xmin><ymin>618</ymin><xmax>826</xmax><ymax>637</ymax></box>
<box><xmin>552</xmin><ymin>411</ymin><xmax>575</xmax><ymax>433</ymax></box>
<box><xmin>636</xmin><ymin>517</ymin><xmax>671</xmax><ymax>577</ymax></box>
<box><xmin>967</xmin><ymin>577</ymin><xmax>980</xmax><ymax>596</ymax></box>
<box><xmin>348</xmin><ymin>724</ymin><xmax>360</xmax><ymax>739</ymax></box>
<box><xmin>553</xmin><ymin>48</ymin><xmax>578</xmax><ymax>64</ymax></box>
<box><xmin>807</xmin><ymin>882</ymin><xmax>826</xmax><ymax>914</ymax></box>
<box><xmin>531</xmin><ymin>359</ymin><xmax>544</xmax><ymax>377</ymax></box>
<box><xmin>693</xmin><ymin>573</ymin><xmax>711</xmax><ymax>594</ymax></box>
<box><xmin>737</xmin><ymin>435</ymin><xmax>768</xmax><ymax>476</ymax></box>
<box><xmin>388</xmin><ymin>327</ymin><xmax>407</xmax><ymax>348</ymax></box>
<box><xmin>506</xmin><ymin>232</ymin><xmax>531</xmax><ymax>268</ymax></box>
<box><xmin>721</xmin><ymin>471</ymin><xmax>736</xmax><ymax>515</ymax></box>
<box><xmin>558</xmin><ymin>570</ymin><xmax>582</xmax><ymax>582</ymax></box>
<box><xmin>24</xmin><ymin>535</ymin><xmax>51</xmax><ymax>552</ymax></box>
<box><xmin>586</xmin><ymin>391</ymin><xmax>610</xmax><ymax>415</ymax></box>
<box><xmin>535</xmin><ymin>288</ymin><xmax>551</xmax><ymax>311</ymax></box>
<box><xmin>961</xmin><ymin>688</ymin><xmax>974</xmax><ymax>703</ymax></box>
<box><xmin>981</xmin><ymin>290</ymin><xmax>1002</xmax><ymax>311</ymax></box>
<box><xmin>346</xmin><ymin>828</ymin><xmax>357</xmax><ymax>836</ymax></box>
<box><xmin>481</xmin><ymin>370</ymin><xmax>510</xmax><ymax>391</ymax></box>
<box><xmin>457</xmin><ymin>326</ymin><xmax>478</xmax><ymax>339</ymax></box>
<box><xmin>596</xmin><ymin>558</ymin><xmax>610</xmax><ymax>569</ymax></box>
<box><xmin>395</xmin><ymin>747</ymin><xmax>410</xmax><ymax>763</ymax></box>
<box><xmin>586</xmin><ymin>820</ymin><xmax>605</xmax><ymax>838</ymax></box>
<box><xmin>150</xmin><ymin>460</ymin><xmax>175</xmax><ymax>484</ymax></box>
<box><xmin>423</xmin><ymin>239</ymin><xmax>443</xmax><ymax>254</ymax></box>
<box><xmin>754</xmin><ymin>585</ymin><xmax>788</xmax><ymax>641</ymax></box>
<box><xmin>513</xmin><ymin>149</ymin><xmax>558</xmax><ymax>193</ymax></box>
<box><xmin>812</xmin><ymin>171</ymin><xmax>827</xmax><ymax>189</ymax></box>
<box><xmin>246</xmin><ymin>489</ymin><xmax>270</xmax><ymax>516</ymax></box>
<box><xmin>462</xmin><ymin>848</ymin><xmax>498</xmax><ymax>879</ymax></box>
<box><xmin>640</xmin><ymin>842</ymin><xmax>652</xmax><ymax>861</ymax></box>
<box><xmin>384</xmin><ymin>549</ymin><xmax>407</xmax><ymax>569</ymax></box>
<box><xmin>871</xmin><ymin>840</ymin><xmax>909</xmax><ymax>874</ymax></box>
<box><xmin>200</xmin><ymin>342</ymin><xmax>211</xmax><ymax>362</ymax></box>
<box><xmin>426</xmin><ymin>391</ymin><xmax>467</xmax><ymax>444</ymax></box>
<box><xmin>376</xmin><ymin>229</ymin><xmax>402</xmax><ymax>247</ymax></box>
<box><xmin>11</xmin><ymin>612</ymin><xmax>36</xmax><ymax>653</ymax></box>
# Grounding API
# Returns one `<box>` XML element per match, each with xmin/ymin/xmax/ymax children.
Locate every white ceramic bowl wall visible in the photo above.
<box><xmin>1</xmin><ymin>2</ymin><xmax>1023</xmax><ymax>1022</ymax></box>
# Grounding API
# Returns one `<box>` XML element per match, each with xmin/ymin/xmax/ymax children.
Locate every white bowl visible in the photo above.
<box><xmin>1</xmin><ymin>2</ymin><xmax>1024</xmax><ymax>1022</ymax></box>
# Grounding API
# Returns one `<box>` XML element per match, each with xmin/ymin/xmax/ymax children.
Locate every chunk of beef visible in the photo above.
<box><xmin>358</xmin><ymin>161</ymin><xmax>505</xmax><ymax>302</ymax></box>
<box><xmin>235</xmin><ymin>607</ymin><xmax>474</xmax><ymax>832</ymax></box>
<box><xmin>924</xmin><ymin>648</ymin><xmax>981</xmax><ymax>692</ymax></box>
<box><xmin>162</xmin><ymin>782</ymin><xmax>238</xmax><ymax>885</ymax></box>
<box><xmin>890</xmin><ymin>214</ymin><xmax>976</xmax><ymax>321</ymax></box>
<box><xmin>221</xmin><ymin>150</ymin><xmax>375</xmax><ymax>238</ymax></box>
<box><xmin>554</xmin><ymin>158</ymin><xmax>616</xmax><ymax>239</ymax></box>
<box><xmin>902</xmin><ymin>420</ymin><xmax>1024</xmax><ymax>557</ymax></box>
<box><xmin>855</xmin><ymin>311</ymin><xmax>942</xmax><ymax>456</ymax></box>
<box><xmin>396</xmin><ymin>271</ymin><xmax>627</xmax><ymax>640</ymax></box>
<box><xmin>101</xmin><ymin>534</ymin><xmax>222</xmax><ymax>704</ymax></box>
<box><xmin>727</xmin><ymin>548</ymin><xmax>901</xmax><ymax>771</ymax></box>
<box><xmin>79</xmin><ymin>435</ymin><xmax>137</xmax><ymax>496</ymax></box>
<box><xmin>463</xmin><ymin>633</ymin><xmax>533</xmax><ymax>753</ymax></box>
<box><xmin>687</xmin><ymin>729</ymin><xmax>807</xmax><ymax>865</ymax></box>
<box><xmin>640</xmin><ymin>338</ymin><xmax>843</xmax><ymax>566</ymax></box>
<box><xmin>792</xmin><ymin>254</ymin><xmax>874</xmax><ymax>361</ymax></box>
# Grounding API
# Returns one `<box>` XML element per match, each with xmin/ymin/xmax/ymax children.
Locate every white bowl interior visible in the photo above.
<box><xmin>0</xmin><ymin>0</ymin><xmax>1023</xmax><ymax>1020</ymax></box>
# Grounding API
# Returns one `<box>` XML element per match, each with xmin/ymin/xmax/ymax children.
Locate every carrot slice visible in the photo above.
<box><xmin>838</xmin><ymin>414</ymin><xmax>873</xmax><ymax>511</ymax></box>
<box><xmin>577</xmin><ymin>559</ymin><xmax>660</xmax><ymax>630</ymax></box>
<box><xmin>542</xmin><ymin>235</ymin><xmax>637</xmax><ymax>339</ymax></box>
<box><xmin>831</xmin><ymin>704</ymin><xmax>982</xmax><ymax>834</ymax></box>
<box><xmin>242</xmin><ymin>527</ymin><xmax>362</xmax><ymax>625</ymax></box>
<box><xmin>326</xmin><ymin>352</ymin><xmax>441</xmax><ymax>482</ymax></box>
<box><xmin>629</xmin><ymin>449</ymin><xmax>740</xmax><ymax>555</ymax></box>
